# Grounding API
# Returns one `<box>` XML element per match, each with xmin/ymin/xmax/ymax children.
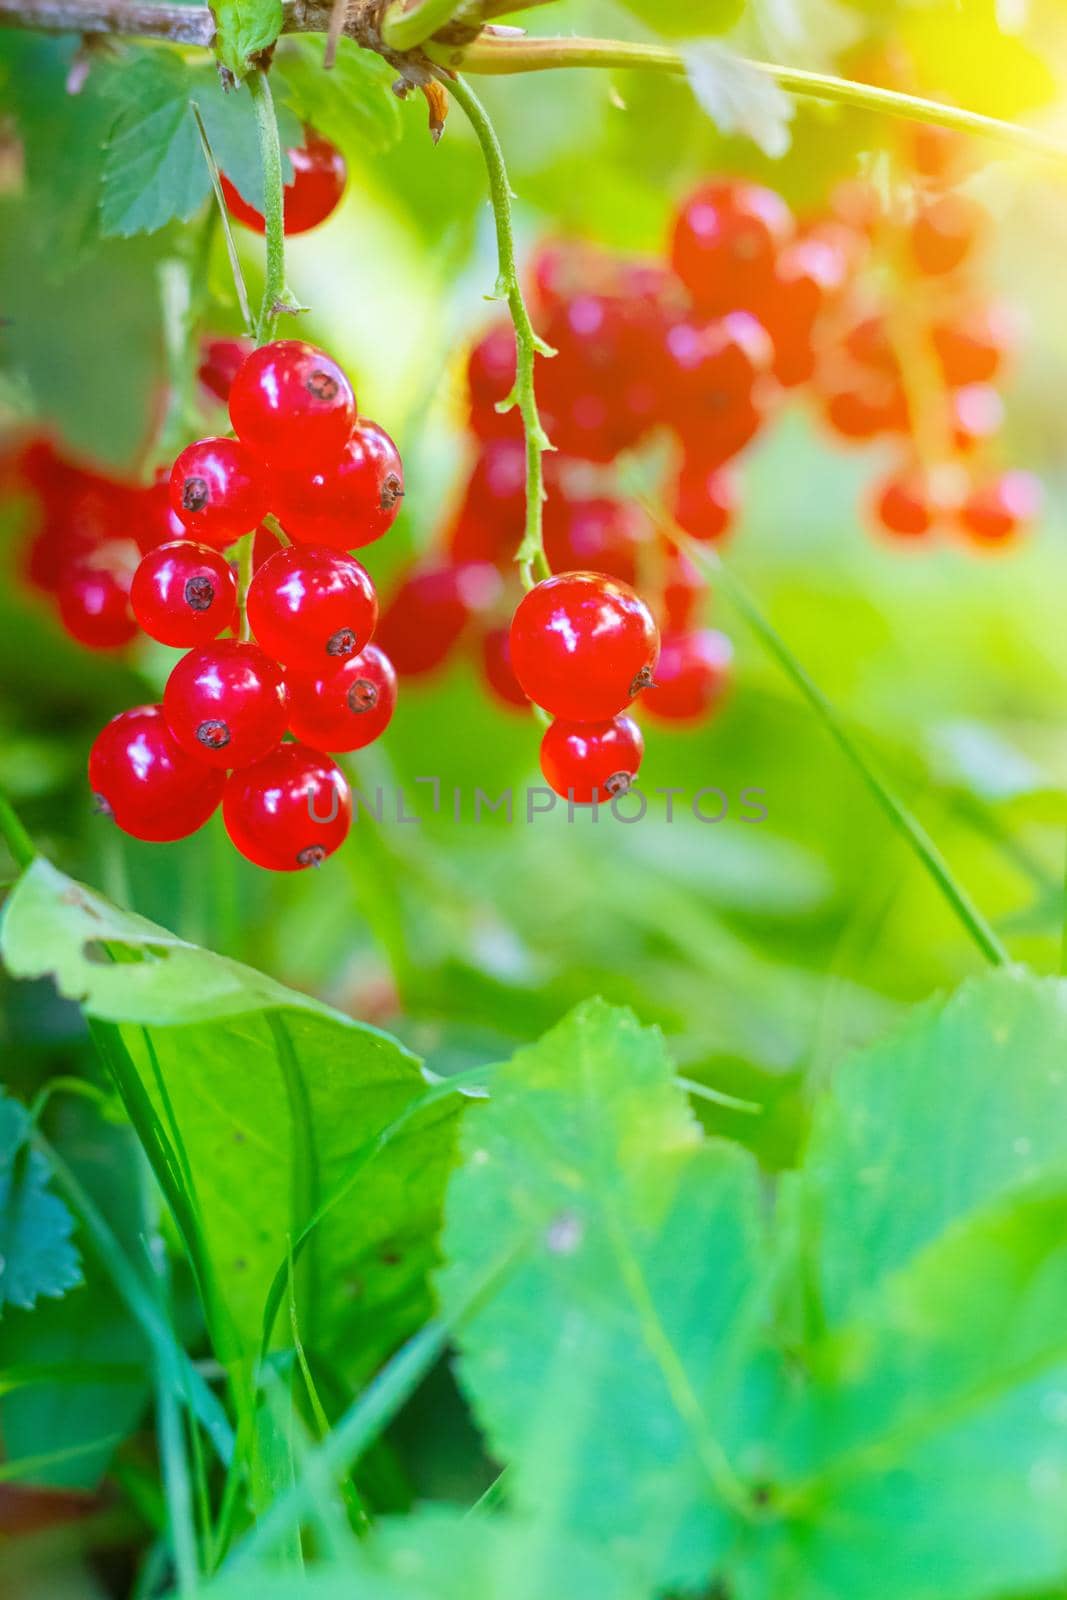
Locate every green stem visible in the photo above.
<box><xmin>190</xmin><ymin>100</ymin><xmax>254</xmax><ymax>336</ymax></box>
<box><xmin>380</xmin><ymin>0</ymin><xmax>463</xmax><ymax>51</ymax></box>
<box><xmin>248</xmin><ymin>67</ymin><xmax>289</xmax><ymax>346</ymax></box>
<box><xmin>236</xmin><ymin>531</ymin><xmax>254</xmax><ymax>641</ymax></box>
<box><xmin>0</xmin><ymin>784</ymin><xmax>36</xmax><ymax>871</ymax></box>
<box><xmin>665</xmin><ymin>524</ymin><xmax>1010</xmax><ymax>969</ymax></box>
<box><xmin>1059</xmin><ymin>830</ymin><xmax>1067</xmax><ymax>977</ymax></box>
<box><xmin>444</xmin><ymin>72</ymin><xmax>552</xmax><ymax>589</ymax></box>
<box><xmin>427</xmin><ymin>36</ymin><xmax>1067</xmax><ymax>162</ymax></box>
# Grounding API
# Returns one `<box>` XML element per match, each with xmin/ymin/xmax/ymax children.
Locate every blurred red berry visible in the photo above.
<box><xmin>671</xmin><ymin>180</ymin><xmax>793</xmax><ymax>315</ymax></box>
<box><xmin>221</xmin><ymin>129</ymin><xmax>346</xmax><ymax>237</ymax></box>
<box><xmin>644</xmin><ymin>630</ymin><xmax>733</xmax><ymax>724</ymax></box>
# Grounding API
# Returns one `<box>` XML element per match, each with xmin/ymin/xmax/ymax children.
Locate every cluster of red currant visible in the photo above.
<box><xmin>818</xmin><ymin>127</ymin><xmax>1042</xmax><ymax>544</ymax></box>
<box><xmin>81</xmin><ymin>339</ymin><xmax>403</xmax><ymax>870</ymax></box>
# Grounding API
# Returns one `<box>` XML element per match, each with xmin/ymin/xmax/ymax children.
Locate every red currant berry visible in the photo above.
<box><xmin>673</xmin><ymin>460</ymin><xmax>738</xmax><ymax>545</ymax></box>
<box><xmin>480</xmin><ymin>626</ymin><xmax>529</xmax><ymax>711</ymax></box>
<box><xmin>223</xmin><ymin>742</ymin><xmax>352</xmax><ymax>871</ymax></box>
<box><xmin>932</xmin><ymin>302</ymin><xmax>1019</xmax><ymax>387</ymax></box>
<box><xmin>246</xmin><ymin>544</ymin><xmax>377</xmax><ymax>673</ymax></box>
<box><xmin>911</xmin><ymin>123</ymin><xmax>971</xmax><ymax>183</ymax></box>
<box><xmin>467</xmin><ymin>323</ymin><xmax>519</xmax><ymax>442</ymax></box>
<box><xmin>671</xmin><ymin>180</ymin><xmax>793</xmax><ymax>315</ymax></box>
<box><xmin>958</xmin><ymin>471</ymin><xmax>1042</xmax><ymax>546</ymax></box>
<box><xmin>540</xmin><ymin>715</ymin><xmax>644</xmax><ymax>805</ymax></box>
<box><xmin>272</xmin><ymin>420</ymin><xmax>404</xmax><ymax>550</ymax></box>
<box><xmin>822</xmin><ymin>375</ymin><xmax>909</xmax><ymax>442</ymax></box>
<box><xmin>909</xmin><ymin>192</ymin><xmax>985</xmax><ymax>277</ymax></box>
<box><xmin>131</xmin><ymin>541</ymin><xmax>238</xmax><ymax>648</ymax></box>
<box><xmin>89</xmin><ymin>705</ymin><xmax>225</xmax><ymax>841</ymax></box>
<box><xmin>137</xmin><ymin>476</ymin><xmax>189</xmax><ymax>552</ymax></box>
<box><xmin>764</xmin><ymin>234</ymin><xmax>849</xmax><ymax>387</ymax></box>
<box><xmin>510</xmin><ymin>572</ymin><xmax>659</xmax><ymax>723</ymax></box>
<box><xmin>288</xmin><ymin>643</ymin><xmax>397</xmax><ymax>752</ymax></box>
<box><xmin>871</xmin><ymin>467</ymin><xmax>940</xmax><ymax>540</ymax></box>
<box><xmin>163</xmin><ymin>639</ymin><xmax>289</xmax><ymax>769</ymax></box>
<box><xmin>229</xmin><ymin>341</ymin><xmax>356</xmax><ymax>470</ymax></box>
<box><xmin>446</xmin><ymin>439</ymin><xmax>526</xmax><ymax>566</ymax></box>
<box><xmin>198</xmin><ymin>336</ymin><xmax>254</xmax><ymax>404</ymax></box>
<box><xmin>644</xmin><ymin>630</ymin><xmax>733</xmax><ymax>724</ymax></box>
<box><xmin>169</xmin><ymin>438</ymin><xmax>267</xmax><ymax>549</ymax></box>
<box><xmin>543</xmin><ymin>495</ymin><xmax>650</xmax><ymax>587</ymax></box>
<box><xmin>951</xmin><ymin>383</ymin><xmax>1005</xmax><ymax>453</ymax></box>
<box><xmin>376</xmin><ymin>561</ymin><xmax>502</xmax><ymax>677</ymax></box>
<box><xmin>57</xmin><ymin>563</ymin><xmax>138</xmax><ymax>650</ymax></box>
<box><xmin>221</xmin><ymin>129</ymin><xmax>346</xmax><ymax>237</ymax></box>
<box><xmin>662</xmin><ymin>551</ymin><xmax>706</xmax><ymax>635</ymax></box>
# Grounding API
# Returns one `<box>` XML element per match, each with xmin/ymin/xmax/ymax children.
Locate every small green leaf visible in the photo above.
<box><xmin>275</xmin><ymin>38</ymin><xmax>402</xmax><ymax>157</ymax></box>
<box><xmin>0</xmin><ymin>1092</ymin><xmax>81</xmax><ymax>1316</ymax></box>
<box><xmin>437</xmin><ymin>999</ymin><xmax>769</xmax><ymax>1593</ymax></box>
<box><xmin>213</xmin><ymin>0</ymin><xmax>284</xmax><ymax>80</ymax></box>
<box><xmin>685</xmin><ymin>43</ymin><xmax>794</xmax><ymax>157</ymax></box>
<box><xmin>100</xmin><ymin>50</ymin><xmax>299</xmax><ymax>238</ymax></box>
<box><xmin>615</xmin><ymin>0</ymin><xmax>746</xmax><ymax>38</ymax></box>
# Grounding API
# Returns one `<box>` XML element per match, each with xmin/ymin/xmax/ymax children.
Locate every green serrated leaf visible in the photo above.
<box><xmin>213</xmin><ymin>0</ymin><xmax>284</xmax><ymax>80</ymax></box>
<box><xmin>100</xmin><ymin>50</ymin><xmax>299</xmax><ymax>238</ymax></box>
<box><xmin>275</xmin><ymin>37</ymin><xmax>402</xmax><ymax>157</ymax></box>
<box><xmin>799</xmin><ymin>969</ymin><xmax>1067</xmax><ymax>1329</ymax></box>
<box><xmin>437</xmin><ymin>998</ymin><xmax>769</xmax><ymax>1593</ymax></box>
<box><xmin>685</xmin><ymin>42</ymin><xmax>795</xmax><ymax>158</ymax></box>
<box><xmin>0</xmin><ymin>1090</ymin><xmax>81</xmax><ymax>1316</ymax></box>
<box><xmin>1</xmin><ymin>859</ymin><xmax>462</xmax><ymax>1379</ymax></box>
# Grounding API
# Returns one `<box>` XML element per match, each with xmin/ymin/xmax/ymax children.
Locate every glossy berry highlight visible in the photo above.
<box><xmin>540</xmin><ymin>715</ymin><xmax>645</xmax><ymax>805</ymax></box>
<box><xmin>163</xmin><ymin>639</ymin><xmax>290</xmax><ymax>770</ymax></box>
<box><xmin>229</xmin><ymin>341</ymin><xmax>356</xmax><ymax>470</ymax></box>
<box><xmin>288</xmin><ymin>644</ymin><xmax>397</xmax><ymax>752</ymax></box>
<box><xmin>169</xmin><ymin>438</ymin><xmax>267</xmax><ymax>548</ymax></box>
<box><xmin>131</xmin><ymin>541</ymin><xmax>238</xmax><ymax>648</ymax></box>
<box><xmin>246</xmin><ymin>545</ymin><xmax>378</xmax><ymax>673</ymax></box>
<box><xmin>509</xmin><ymin>572</ymin><xmax>660</xmax><ymax>723</ymax></box>
<box><xmin>223</xmin><ymin>743</ymin><xmax>352</xmax><ymax>871</ymax></box>
<box><xmin>89</xmin><ymin>705</ymin><xmax>225</xmax><ymax>841</ymax></box>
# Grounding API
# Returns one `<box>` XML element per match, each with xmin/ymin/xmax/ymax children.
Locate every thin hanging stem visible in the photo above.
<box><xmin>657</xmin><ymin>518</ymin><xmax>1010</xmax><ymax>970</ymax></box>
<box><xmin>190</xmin><ymin>101</ymin><xmax>254</xmax><ymax>336</ymax></box>
<box><xmin>247</xmin><ymin>67</ymin><xmax>290</xmax><ymax>346</ymax></box>
<box><xmin>443</xmin><ymin>72</ymin><xmax>553</xmax><ymax>590</ymax></box>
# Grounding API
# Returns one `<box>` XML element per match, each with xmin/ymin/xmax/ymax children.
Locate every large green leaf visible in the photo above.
<box><xmin>214</xmin><ymin>0</ymin><xmax>284</xmax><ymax>81</ymax></box>
<box><xmin>798</xmin><ymin>969</ymin><xmax>1067</xmax><ymax>1328</ymax></box>
<box><xmin>1</xmin><ymin>859</ymin><xmax>463</xmax><ymax>1380</ymax></box>
<box><xmin>436</xmin><ymin>998</ymin><xmax>769</xmax><ymax>1594</ymax></box>
<box><xmin>0</xmin><ymin>1089</ymin><xmax>81</xmax><ymax>1315</ymax></box>
<box><xmin>100</xmin><ymin>49</ymin><xmax>300</xmax><ymax>237</ymax></box>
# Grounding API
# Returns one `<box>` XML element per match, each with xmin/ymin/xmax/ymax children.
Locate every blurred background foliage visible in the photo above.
<box><xmin>2</xmin><ymin>3</ymin><xmax>1067</xmax><ymax>1575</ymax></box>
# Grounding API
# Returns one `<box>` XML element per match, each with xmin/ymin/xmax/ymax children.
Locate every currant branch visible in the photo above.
<box><xmin>444</xmin><ymin>72</ymin><xmax>553</xmax><ymax>590</ymax></box>
<box><xmin>424</xmin><ymin>34</ymin><xmax>1067</xmax><ymax>163</ymax></box>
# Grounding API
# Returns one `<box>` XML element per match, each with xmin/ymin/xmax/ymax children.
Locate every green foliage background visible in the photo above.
<box><xmin>2</xmin><ymin>1</ymin><xmax>1067</xmax><ymax>1595</ymax></box>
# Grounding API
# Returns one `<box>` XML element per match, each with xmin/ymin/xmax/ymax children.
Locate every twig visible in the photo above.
<box><xmin>443</xmin><ymin>72</ymin><xmax>552</xmax><ymax>589</ymax></box>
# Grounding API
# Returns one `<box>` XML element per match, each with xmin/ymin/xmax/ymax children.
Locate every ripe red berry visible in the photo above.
<box><xmin>89</xmin><ymin>704</ymin><xmax>225</xmax><ymax>841</ymax></box>
<box><xmin>198</xmin><ymin>336</ymin><xmax>254</xmax><ymax>404</ymax></box>
<box><xmin>673</xmin><ymin>459</ymin><xmax>738</xmax><ymax>545</ymax></box>
<box><xmin>137</xmin><ymin>477</ymin><xmax>190</xmax><ymax>552</ymax></box>
<box><xmin>932</xmin><ymin>303</ymin><xmax>1019</xmax><ymax>387</ymax></box>
<box><xmin>376</xmin><ymin>561</ymin><xmax>502</xmax><ymax>677</ymax></box>
<box><xmin>644</xmin><ymin>631</ymin><xmax>733</xmax><ymax>724</ymax></box>
<box><xmin>288</xmin><ymin>643</ymin><xmax>397</xmax><ymax>752</ymax></box>
<box><xmin>509</xmin><ymin>572</ymin><xmax>659</xmax><ymax>722</ymax></box>
<box><xmin>871</xmin><ymin>467</ymin><xmax>941</xmax><ymax>540</ymax></box>
<box><xmin>671</xmin><ymin>180</ymin><xmax>793</xmax><ymax>315</ymax></box>
<box><xmin>223</xmin><ymin>742</ymin><xmax>352</xmax><ymax>871</ymax></box>
<box><xmin>221</xmin><ymin>129</ymin><xmax>347</xmax><ymax>237</ymax></box>
<box><xmin>131</xmin><ymin>541</ymin><xmax>238</xmax><ymax>648</ymax></box>
<box><xmin>446</xmin><ymin>439</ymin><xmax>526</xmax><ymax>566</ymax></box>
<box><xmin>661</xmin><ymin>551</ymin><xmax>706</xmax><ymax>635</ymax></box>
<box><xmin>57</xmin><ymin>563</ymin><xmax>138</xmax><ymax>650</ymax></box>
<box><xmin>540</xmin><ymin>715</ymin><xmax>644</xmax><ymax>804</ymax></box>
<box><xmin>272</xmin><ymin>420</ymin><xmax>404</xmax><ymax>550</ymax></box>
<box><xmin>764</xmin><ymin>234</ymin><xmax>849</xmax><ymax>387</ymax></box>
<box><xmin>822</xmin><ymin>374</ymin><xmax>909</xmax><ymax>442</ymax></box>
<box><xmin>542</xmin><ymin>495</ymin><xmax>650</xmax><ymax>587</ymax></box>
<box><xmin>169</xmin><ymin>438</ymin><xmax>267</xmax><ymax>549</ymax></box>
<box><xmin>163</xmin><ymin>639</ymin><xmax>289</xmax><ymax>769</ymax></box>
<box><xmin>246</xmin><ymin>544</ymin><xmax>378</xmax><ymax>673</ymax></box>
<box><xmin>958</xmin><ymin>471</ymin><xmax>1043</xmax><ymax>546</ymax></box>
<box><xmin>480</xmin><ymin>626</ymin><xmax>529</xmax><ymax>711</ymax></box>
<box><xmin>909</xmin><ymin>192</ymin><xmax>985</xmax><ymax>277</ymax></box>
<box><xmin>229</xmin><ymin>341</ymin><xmax>356</xmax><ymax>470</ymax></box>
<box><xmin>467</xmin><ymin>323</ymin><xmax>518</xmax><ymax>442</ymax></box>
